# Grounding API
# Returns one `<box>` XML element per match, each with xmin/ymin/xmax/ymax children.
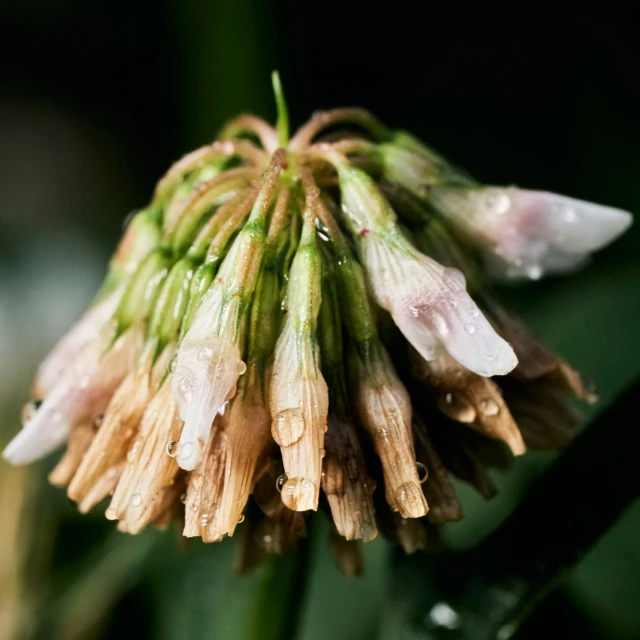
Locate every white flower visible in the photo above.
<box><xmin>429</xmin><ymin>186</ymin><xmax>632</xmax><ymax>281</ymax></box>
<box><xmin>3</xmin><ymin>323</ymin><xmax>142</xmax><ymax>465</ymax></box>
<box><xmin>361</xmin><ymin>234</ymin><xmax>517</xmax><ymax>377</ymax></box>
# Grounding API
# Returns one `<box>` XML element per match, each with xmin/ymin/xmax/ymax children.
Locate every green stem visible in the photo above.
<box><xmin>272</xmin><ymin>71</ymin><xmax>289</xmax><ymax>149</ymax></box>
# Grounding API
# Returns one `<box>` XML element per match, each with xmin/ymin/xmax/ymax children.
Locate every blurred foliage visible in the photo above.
<box><xmin>1</xmin><ymin>1</ymin><xmax>639</xmax><ymax>639</ymax></box>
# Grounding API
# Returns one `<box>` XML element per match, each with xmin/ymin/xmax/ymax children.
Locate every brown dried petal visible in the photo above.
<box><xmin>412</xmin><ymin>417</ymin><xmax>463</xmax><ymax>524</ymax></box>
<box><xmin>322</xmin><ymin>415</ymin><xmax>377</xmax><ymax>542</ymax></box>
<box><xmin>49</xmin><ymin>422</ymin><xmax>96</xmax><ymax>487</ymax></box>
<box><xmin>107</xmin><ymin>381</ymin><xmax>182</xmax><ymax>527</ymax></box>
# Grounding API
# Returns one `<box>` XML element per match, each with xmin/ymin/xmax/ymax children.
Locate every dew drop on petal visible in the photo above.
<box><xmin>127</xmin><ymin>439</ymin><xmax>142</xmax><ymax>463</ymax></box>
<box><xmin>276</xmin><ymin>474</ymin><xmax>288</xmax><ymax>493</ymax></box>
<box><xmin>237</xmin><ymin>514</ymin><xmax>245</xmax><ymax>524</ymax></box>
<box><xmin>415</xmin><ymin>462</ymin><xmax>428</xmax><ymax>483</ymax></box>
<box><xmin>168</xmin><ymin>356</ymin><xmax>178</xmax><ymax>374</ymax></box>
<box><xmin>393</xmin><ymin>482</ymin><xmax>424</xmax><ymax>516</ymax></box>
<box><xmin>166</xmin><ymin>440</ymin><xmax>179</xmax><ymax>457</ymax></box>
<box><xmin>130</xmin><ymin>493</ymin><xmax>142</xmax><ymax>507</ymax></box>
<box><xmin>105</xmin><ymin>507</ymin><xmax>117</xmax><ymax>520</ymax></box>
<box><xmin>526</xmin><ymin>264</ymin><xmax>543</xmax><ymax>280</ymax></box>
<box><xmin>271</xmin><ymin>408</ymin><xmax>305</xmax><ymax>447</ymax></box>
<box><xmin>565</xmin><ymin>207</ymin><xmax>578</xmax><ymax>223</ymax></box>
<box><xmin>464</xmin><ymin>323</ymin><xmax>476</xmax><ymax>334</ymax></box>
<box><xmin>180</xmin><ymin>493</ymin><xmax>187</xmax><ymax>504</ymax></box>
<box><xmin>445</xmin><ymin>393</ymin><xmax>453</xmax><ymax>405</ymax></box>
<box><xmin>480</xmin><ymin>398</ymin><xmax>499</xmax><ymax>416</ymax></box>
<box><xmin>237</xmin><ymin>361</ymin><xmax>247</xmax><ymax>375</ymax></box>
<box><xmin>93</xmin><ymin>414</ymin><xmax>105</xmax><ymax>428</ymax></box>
<box><xmin>280</xmin><ymin>478</ymin><xmax>316</xmax><ymax>510</ymax></box>
<box><xmin>197</xmin><ymin>347</ymin><xmax>213</xmax><ymax>361</ymax></box>
<box><xmin>176</xmin><ymin>441</ymin><xmax>198</xmax><ymax>467</ymax></box>
<box><xmin>201</xmin><ymin>513</ymin><xmax>209</xmax><ymax>528</ymax></box>
<box><xmin>471</xmin><ymin>308</ymin><xmax>480</xmax><ymax>318</ymax></box>
<box><xmin>410</xmin><ymin>306</ymin><xmax>420</xmax><ymax>318</ymax></box>
<box><xmin>433</xmin><ymin>315</ymin><xmax>449</xmax><ymax>337</ymax></box>
<box><xmin>443</xmin><ymin>268</ymin><xmax>466</xmax><ymax>292</ymax></box>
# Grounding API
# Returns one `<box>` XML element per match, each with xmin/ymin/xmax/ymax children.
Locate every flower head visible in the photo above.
<box><xmin>3</xmin><ymin>76</ymin><xmax>631</xmax><ymax>574</ymax></box>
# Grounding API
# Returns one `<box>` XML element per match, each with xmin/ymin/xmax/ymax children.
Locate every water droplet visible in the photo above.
<box><xmin>276</xmin><ymin>474</ymin><xmax>288</xmax><ymax>492</ymax></box>
<box><xmin>130</xmin><ymin>493</ymin><xmax>142</xmax><ymax>507</ymax></box>
<box><xmin>180</xmin><ymin>493</ymin><xmax>187</xmax><ymax>504</ymax></box>
<box><xmin>364</xmin><ymin>478</ymin><xmax>377</xmax><ymax>495</ymax></box>
<box><xmin>237</xmin><ymin>514</ymin><xmax>245</xmax><ymax>524</ymax></box>
<box><xmin>439</xmin><ymin>392</ymin><xmax>476</xmax><ymax>423</ymax></box>
<box><xmin>21</xmin><ymin>400</ymin><xmax>41</xmax><ymax>424</ymax></box>
<box><xmin>237</xmin><ymin>360</ymin><xmax>247</xmax><ymax>375</ymax></box>
<box><xmin>105</xmin><ymin>507</ymin><xmax>117</xmax><ymax>520</ymax></box>
<box><xmin>127</xmin><ymin>439</ymin><xmax>142</xmax><ymax>462</ymax></box>
<box><xmin>480</xmin><ymin>398</ymin><xmax>500</xmax><ymax>416</ymax></box>
<box><xmin>486</xmin><ymin>192</ymin><xmax>511</xmax><ymax>215</ymax></box>
<box><xmin>471</xmin><ymin>308</ymin><xmax>480</xmax><ymax>318</ymax></box>
<box><xmin>415</xmin><ymin>462</ymin><xmax>428</xmax><ymax>483</ymax></box>
<box><xmin>280</xmin><ymin>477</ymin><xmax>316</xmax><ymax>510</ymax></box>
<box><xmin>176</xmin><ymin>441</ymin><xmax>197</xmax><ymax>466</ymax></box>
<box><xmin>197</xmin><ymin>347</ymin><xmax>213</xmax><ymax>361</ymax></box>
<box><xmin>93</xmin><ymin>414</ymin><xmax>105</xmax><ymax>428</ymax></box>
<box><xmin>271</xmin><ymin>408</ymin><xmax>305</xmax><ymax>447</ymax></box>
<box><xmin>201</xmin><ymin>513</ymin><xmax>209</xmax><ymax>528</ymax></box>
<box><xmin>166</xmin><ymin>440</ymin><xmax>179</xmax><ymax>457</ymax></box>
<box><xmin>486</xmin><ymin>352</ymin><xmax>496</xmax><ymax>361</ymax></box>
<box><xmin>393</xmin><ymin>482</ymin><xmax>425</xmax><ymax>517</ymax></box>
<box><xmin>168</xmin><ymin>356</ymin><xmax>178</xmax><ymax>374</ymax></box>
<box><xmin>443</xmin><ymin>268</ymin><xmax>466</xmax><ymax>292</ymax></box>
<box><xmin>428</xmin><ymin>602</ymin><xmax>462</xmax><ymax>630</ymax></box>
<box><xmin>464</xmin><ymin>322</ymin><xmax>476</xmax><ymax>334</ymax></box>
<box><xmin>564</xmin><ymin>207</ymin><xmax>578</xmax><ymax>223</ymax></box>
<box><xmin>526</xmin><ymin>264</ymin><xmax>543</xmax><ymax>280</ymax></box>
<box><xmin>433</xmin><ymin>315</ymin><xmax>449</xmax><ymax>337</ymax></box>
<box><xmin>409</xmin><ymin>306</ymin><xmax>420</xmax><ymax>318</ymax></box>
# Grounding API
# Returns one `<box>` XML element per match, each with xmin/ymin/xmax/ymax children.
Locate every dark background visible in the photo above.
<box><xmin>1</xmin><ymin>2</ymin><xmax>639</xmax><ymax>639</ymax></box>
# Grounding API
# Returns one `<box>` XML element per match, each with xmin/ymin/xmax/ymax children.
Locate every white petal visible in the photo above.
<box><xmin>361</xmin><ymin>234</ymin><xmax>517</xmax><ymax>377</ymax></box>
<box><xmin>3</xmin><ymin>325</ymin><xmax>141</xmax><ymax>465</ymax></box>
<box><xmin>34</xmin><ymin>287</ymin><xmax>123</xmax><ymax>398</ymax></box>
<box><xmin>172</xmin><ymin>290</ymin><xmax>245</xmax><ymax>471</ymax></box>
<box><xmin>430</xmin><ymin>186</ymin><xmax>632</xmax><ymax>281</ymax></box>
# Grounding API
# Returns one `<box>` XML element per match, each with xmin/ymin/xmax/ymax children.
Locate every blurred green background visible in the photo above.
<box><xmin>1</xmin><ymin>1</ymin><xmax>639</xmax><ymax>638</ymax></box>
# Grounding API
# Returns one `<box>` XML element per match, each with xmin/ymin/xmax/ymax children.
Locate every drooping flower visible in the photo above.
<box><xmin>2</xmin><ymin>74</ymin><xmax>632</xmax><ymax>574</ymax></box>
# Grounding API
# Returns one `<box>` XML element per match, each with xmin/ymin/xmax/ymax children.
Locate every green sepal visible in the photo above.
<box><xmin>115</xmin><ymin>246</ymin><xmax>174</xmax><ymax>336</ymax></box>
<box><xmin>148</xmin><ymin>257</ymin><xmax>198</xmax><ymax>358</ymax></box>
<box><xmin>94</xmin><ymin>206</ymin><xmax>162</xmax><ymax>303</ymax></box>
<box><xmin>178</xmin><ymin>261</ymin><xmax>218</xmax><ymax>342</ymax></box>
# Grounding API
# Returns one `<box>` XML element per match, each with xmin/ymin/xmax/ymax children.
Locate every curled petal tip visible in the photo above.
<box><xmin>2</xmin><ymin>416</ymin><xmax>69</xmax><ymax>466</ymax></box>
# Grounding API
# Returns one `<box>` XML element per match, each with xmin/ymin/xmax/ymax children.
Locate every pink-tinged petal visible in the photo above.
<box><xmin>430</xmin><ymin>186</ymin><xmax>632</xmax><ymax>281</ymax></box>
<box><xmin>361</xmin><ymin>235</ymin><xmax>517</xmax><ymax>377</ymax></box>
<box><xmin>3</xmin><ymin>324</ymin><xmax>142</xmax><ymax>465</ymax></box>
<box><xmin>34</xmin><ymin>287</ymin><xmax>124</xmax><ymax>399</ymax></box>
<box><xmin>171</xmin><ymin>291</ymin><xmax>245</xmax><ymax>471</ymax></box>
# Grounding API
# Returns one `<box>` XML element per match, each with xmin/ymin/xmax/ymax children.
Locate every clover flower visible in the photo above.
<box><xmin>3</xmin><ymin>75</ymin><xmax>631</xmax><ymax>572</ymax></box>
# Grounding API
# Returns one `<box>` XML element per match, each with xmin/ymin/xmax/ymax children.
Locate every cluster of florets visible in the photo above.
<box><xmin>3</xmin><ymin>95</ymin><xmax>630</xmax><ymax>572</ymax></box>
